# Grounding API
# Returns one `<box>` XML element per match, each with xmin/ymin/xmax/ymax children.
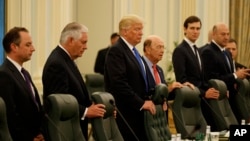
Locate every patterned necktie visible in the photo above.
<box><xmin>152</xmin><ymin>64</ymin><xmax>161</xmax><ymax>84</ymax></box>
<box><xmin>132</xmin><ymin>47</ymin><xmax>148</xmax><ymax>91</ymax></box>
<box><xmin>21</xmin><ymin>68</ymin><xmax>38</xmax><ymax>107</ymax></box>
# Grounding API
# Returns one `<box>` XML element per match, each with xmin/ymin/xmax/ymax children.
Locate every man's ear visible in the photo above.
<box><xmin>10</xmin><ymin>43</ymin><xmax>18</xmax><ymax>51</ymax></box>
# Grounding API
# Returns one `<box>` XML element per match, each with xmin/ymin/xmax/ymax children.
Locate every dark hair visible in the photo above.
<box><xmin>228</xmin><ymin>38</ymin><xmax>237</xmax><ymax>45</ymax></box>
<box><xmin>143</xmin><ymin>38</ymin><xmax>152</xmax><ymax>52</ymax></box>
<box><xmin>2</xmin><ymin>27</ymin><xmax>29</xmax><ymax>53</ymax></box>
<box><xmin>183</xmin><ymin>15</ymin><xmax>202</xmax><ymax>28</ymax></box>
<box><xmin>110</xmin><ymin>32</ymin><xmax>119</xmax><ymax>40</ymax></box>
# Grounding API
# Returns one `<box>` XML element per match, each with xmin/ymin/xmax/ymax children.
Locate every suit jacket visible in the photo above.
<box><xmin>42</xmin><ymin>46</ymin><xmax>92</xmax><ymax>139</ymax></box>
<box><xmin>94</xmin><ymin>46</ymin><xmax>110</xmax><ymax>75</ymax></box>
<box><xmin>235</xmin><ymin>62</ymin><xmax>247</xmax><ymax>69</ymax></box>
<box><xmin>172</xmin><ymin>40</ymin><xmax>207</xmax><ymax>95</ymax></box>
<box><xmin>0</xmin><ymin>59</ymin><xmax>43</xmax><ymax>141</ymax></box>
<box><xmin>104</xmin><ymin>38</ymin><xmax>149</xmax><ymax>141</ymax></box>
<box><xmin>142</xmin><ymin>56</ymin><xmax>168</xmax><ymax>96</ymax></box>
<box><xmin>201</xmin><ymin>42</ymin><xmax>236</xmax><ymax>96</ymax></box>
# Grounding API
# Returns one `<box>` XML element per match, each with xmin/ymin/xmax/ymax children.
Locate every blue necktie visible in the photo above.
<box><xmin>222</xmin><ymin>50</ymin><xmax>232</xmax><ymax>72</ymax></box>
<box><xmin>132</xmin><ymin>47</ymin><xmax>148</xmax><ymax>91</ymax></box>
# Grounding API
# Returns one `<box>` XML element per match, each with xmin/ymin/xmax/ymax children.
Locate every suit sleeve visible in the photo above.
<box><xmin>172</xmin><ymin>47</ymin><xmax>188</xmax><ymax>83</ymax></box>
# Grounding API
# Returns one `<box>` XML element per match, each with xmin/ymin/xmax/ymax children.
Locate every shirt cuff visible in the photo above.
<box><xmin>81</xmin><ymin>107</ymin><xmax>88</xmax><ymax>120</ymax></box>
<box><xmin>233</xmin><ymin>73</ymin><xmax>237</xmax><ymax>79</ymax></box>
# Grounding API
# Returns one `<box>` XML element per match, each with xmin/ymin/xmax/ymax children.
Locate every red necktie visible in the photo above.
<box><xmin>152</xmin><ymin>64</ymin><xmax>161</xmax><ymax>84</ymax></box>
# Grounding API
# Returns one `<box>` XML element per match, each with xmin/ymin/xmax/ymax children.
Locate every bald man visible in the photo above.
<box><xmin>201</xmin><ymin>23</ymin><xmax>250</xmax><ymax>124</ymax></box>
<box><xmin>142</xmin><ymin>35</ymin><xmax>193</xmax><ymax>98</ymax></box>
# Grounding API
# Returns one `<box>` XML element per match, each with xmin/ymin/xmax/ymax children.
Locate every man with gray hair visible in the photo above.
<box><xmin>42</xmin><ymin>22</ymin><xmax>106</xmax><ymax>140</ymax></box>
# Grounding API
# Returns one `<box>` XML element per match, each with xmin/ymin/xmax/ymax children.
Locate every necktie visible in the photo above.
<box><xmin>132</xmin><ymin>47</ymin><xmax>148</xmax><ymax>91</ymax></box>
<box><xmin>222</xmin><ymin>50</ymin><xmax>232</xmax><ymax>72</ymax></box>
<box><xmin>21</xmin><ymin>68</ymin><xmax>38</xmax><ymax>106</ymax></box>
<box><xmin>193</xmin><ymin>45</ymin><xmax>201</xmax><ymax>70</ymax></box>
<box><xmin>152</xmin><ymin>64</ymin><xmax>161</xmax><ymax>84</ymax></box>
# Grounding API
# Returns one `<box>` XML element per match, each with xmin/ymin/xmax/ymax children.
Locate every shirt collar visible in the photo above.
<box><xmin>211</xmin><ymin>40</ymin><xmax>225</xmax><ymax>51</ymax></box>
<box><xmin>120</xmin><ymin>36</ymin><xmax>134</xmax><ymax>52</ymax></box>
<box><xmin>6</xmin><ymin>56</ymin><xmax>22</xmax><ymax>72</ymax></box>
<box><xmin>184</xmin><ymin>37</ymin><xmax>196</xmax><ymax>47</ymax></box>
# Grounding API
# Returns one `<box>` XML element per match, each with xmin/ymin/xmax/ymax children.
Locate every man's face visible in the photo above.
<box><xmin>71</xmin><ymin>32</ymin><xmax>88</xmax><ymax>59</ymax></box>
<box><xmin>184</xmin><ymin>22</ymin><xmax>201</xmax><ymax>42</ymax></box>
<box><xmin>213</xmin><ymin>25</ymin><xmax>230</xmax><ymax>47</ymax></box>
<box><xmin>146</xmin><ymin>38</ymin><xmax>165</xmax><ymax>64</ymax></box>
<box><xmin>124</xmin><ymin>23</ymin><xmax>143</xmax><ymax>46</ymax></box>
<box><xmin>225</xmin><ymin>42</ymin><xmax>237</xmax><ymax>60</ymax></box>
<box><xmin>15</xmin><ymin>31</ymin><xmax>35</xmax><ymax>63</ymax></box>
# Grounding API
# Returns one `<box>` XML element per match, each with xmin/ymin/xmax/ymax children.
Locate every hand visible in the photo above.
<box><xmin>33</xmin><ymin>133</ymin><xmax>45</xmax><ymax>141</ymax></box>
<box><xmin>183</xmin><ymin>81</ymin><xmax>195</xmax><ymax>90</ymax></box>
<box><xmin>162</xmin><ymin>101</ymin><xmax>168</xmax><ymax>111</ymax></box>
<box><xmin>168</xmin><ymin>82</ymin><xmax>184</xmax><ymax>92</ymax></box>
<box><xmin>113</xmin><ymin>108</ymin><xmax>117</xmax><ymax>118</ymax></box>
<box><xmin>204</xmin><ymin>88</ymin><xmax>220</xmax><ymax>99</ymax></box>
<box><xmin>86</xmin><ymin>103</ymin><xmax>106</xmax><ymax>118</ymax></box>
<box><xmin>143</xmin><ymin>100</ymin><xmax>156</xmax><ymax>115</ymax></box>
<box><xmin>235</xmin><ymin>68</ymin><xmax>250</xmax><ymax>79</ymax></box>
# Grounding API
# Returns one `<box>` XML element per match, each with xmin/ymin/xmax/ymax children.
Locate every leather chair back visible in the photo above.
<box><xmin>0</xmin><ymin>97</ymin><xmax>13</xmax><ymax>141</ymax></box>
<box><xmin>207</xmin><ymin>79</ymin><xmax>238</xmax><ymax>130</ymax></box>
<box><xmin>45</xmin><ymin>94</ymin><xmax>86</xmax><ymax>141</ymax></box>
<box><xmin>144</xmin><ymin>83</ymin><xmax>171</xmax><ymax>141</ymax></box>
<box><xmin>172</xmin><ymin>86</ymin><xmax>207</xmax><ymax>139</ymax></box>
<box><xmin>235</xmin><ymin>78</ymin><xmax>250</xmax><ymax>121</ymax></box>
<box><xmin>85</xmin><ymin>74</ymin><xmax>105</xmax><ymax>95</ymax></box>
<box><xmin>91</xmin><ymin>92</ymin><xmax>124</xmax><ymax>141</ymax></box>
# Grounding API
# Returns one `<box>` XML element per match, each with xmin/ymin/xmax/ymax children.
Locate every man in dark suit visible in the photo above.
<box><xmin>142</xmin><ymin>35</ymin><xmax>193</xmax><ymax>99</ymax></box>
<box><xmin>225</xmin><ymin>38</ymin><xmax>247</xmax><ymax>70</ymax></box>
<box><xmin>0</xmin><ymin>27</ymin><xmax>45</xmax><ymax>141</ymax></box>
<box><xmin>201</xmin><ymin>23</ymin><xmax>250</xmax><ymax>123</ymax></box>
<box><xmin>42</xmin><ymin>22</ymin><xmax>106</xmax><ymax>140</ymax></box>
<box><xmin>104</xmin><ymin>14</ymin><xmax>156</xmax><ymax>141</ymax></box>
<box><xmin>172</xmin><ymin>16</ymin><xmax>220</xmax><ymax>131</ymax></box>
<box><xmin>94</xmin><ymin>32</ymin><xmax>119</xmax><ymax>75</ymax></box>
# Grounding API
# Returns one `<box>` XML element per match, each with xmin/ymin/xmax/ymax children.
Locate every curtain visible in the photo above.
<box><xmin>230</xmin><ymin>0</ymin><xmax>250</xmax><ymax>68</ymax></box>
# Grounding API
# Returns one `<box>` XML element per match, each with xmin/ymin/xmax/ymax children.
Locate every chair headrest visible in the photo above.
<box><xmin>175</xmin><ymin>86</ymin><xmax>200</xmax><ymax>108</ymax></box>
<box><xmin>85</xmin><ymin>74</ymin><xmax>104</xmax><ymax>87</ymax></box>
<box><xmin>208</xmin><ymin>79</ymin><xmax>227</xmax><ymax>100</ymax></box>
<box><xmin>91</xmin><ymin>92</ymin><xmax>115</xmax><ymax>119</ymax></box>
<box><xmin>152</xmin><ymin>83</ymin><xmax>169</xmax><ymax>104</ymax></box>
<box><xmin>236</xmin><ymin>78</ymin><xmax>250</xmax><ymax>95</ymax></box>
<box><xmin>47</xmin><ymin>94</ymin><xmax>79</xmax><ymax>121</ymax></box>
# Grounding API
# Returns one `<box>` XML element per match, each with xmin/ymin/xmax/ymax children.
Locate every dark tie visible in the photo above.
<box><xmin>222</xmin><ymin>50</ymin><xmax>232</xmax><ymax>72</ymax></box>
<box><xmin>152</xmin><ymin>64</ymin><xmax>161</xmax><ymax>85</ymax></box>
<box><xmin>21</xmin><ymin>68</ymin><xmax>38</xmax><ymax>107</ymax></box>
<box><xmin>132</xmin><ymin>47</ymin><xmax>148</xmax><ymax>91</ymax></box>
<box><xmin>193</xmin><ymin>45</ymin><xmax>201</xmax><ymax>70</ymax></box>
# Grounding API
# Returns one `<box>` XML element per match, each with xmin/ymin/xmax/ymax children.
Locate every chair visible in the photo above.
<box><xmin>172</xmin><ymin>86</ymin><xmax>207</xmax><ymax>139</ymax></box>
<box><xmin>144</xmin><ymin>83</ymin><xmax>171</xmax><ymax>141</ymax></box>
<box><xmin>205</xmin><ymin>79</ymin><xmax>238</xmax><ymax>131</ymax></box>
<box><xmin>85</xmin><ymin>73</ymin><xmax>105</xmax><ymax>95</ymax></box>
<box><xmin>0</xmin><ymin>97</ymin><xmax>13</xmax><ymax>141</ymax></box>
<box><xmin>90</xmin><ymin>92</ymin><xmax>124</xmax><ymax>141</ymax></box>
<box><xmin>235</xmin><ymin>78</ymin><xmax>250</xmax><ymax>122</ymax></box>
<box><xmin>44</xmin><ymin>94</ymin><xmax>86</xmax><ymax>141</ymax></box>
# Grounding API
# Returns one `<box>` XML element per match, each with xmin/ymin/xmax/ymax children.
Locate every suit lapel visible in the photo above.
<box><xmin>56</xmin><ymin>47</ymin><xmax>89</xmax><ymax>94</ymax></box>
<box><xmin>211</xmin><ymin>43</ymin><xmax>232</xmax><ymax>73</ymax></box>
<box><xmin>183</xmin><ymin>41</ymin><xmax>202</xmax><ymax>72</ymax></box>
<box><xmin>4</xmin><ymin>59</ymin><xmax>40</xmax><ymax>109</ymax></box>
